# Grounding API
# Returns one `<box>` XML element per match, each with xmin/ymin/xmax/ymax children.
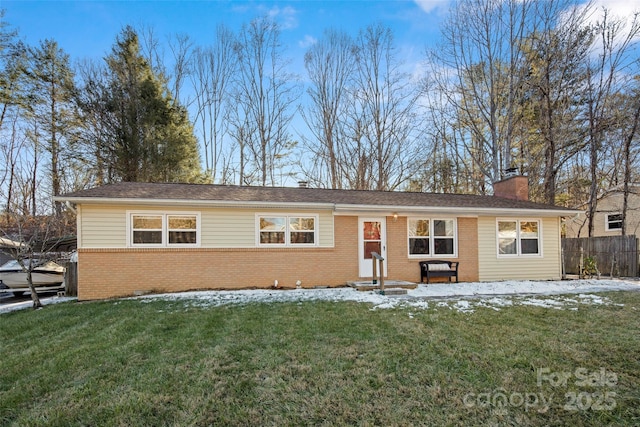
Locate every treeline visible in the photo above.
<box><xmin>0</xmin><ymin>0</ymin><xmax>639</xmax><ymax>237</ymax></box>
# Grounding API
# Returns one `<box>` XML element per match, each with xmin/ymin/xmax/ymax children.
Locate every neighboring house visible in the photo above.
<box><xmin>565</xmin><ymin>184</ymin><xmax>640</xmax><ymax>238</ymax></box>
<box><xmin>56</xmin><ymin>175</ymin><xmax>580</xmax><ymax>300</ymax></box>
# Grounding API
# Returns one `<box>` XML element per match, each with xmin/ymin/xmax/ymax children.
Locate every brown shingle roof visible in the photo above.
<box><xmin>58</xmin><ymin>182</ymin><xmax>578</xmax><ymax>213</ymax></box>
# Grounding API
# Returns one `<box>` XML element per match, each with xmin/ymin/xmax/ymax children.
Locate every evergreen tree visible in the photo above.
<box><xmin>518</xmin><ymin>2</ymin><xmax>592</xmax><ymax>205</ymax></box>
<box><xmin>0</xmin><ymin>9</ymin><xmax>28</xmax><ymax>132</ymax></box>
<box><xmin>103</xmin><ymin>26</ymin><xmax>203</xmax><ymax>183</ymax></box>
<box><xmin>25</xmin><ymin>39</ymin><xmax>78</xmax><ymax>214</ymax></box>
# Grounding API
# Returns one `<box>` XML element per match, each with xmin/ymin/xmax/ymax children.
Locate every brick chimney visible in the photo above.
<box><xmin>493</xmin><ymin>173</ymin><xmax>529</xmax><ymax>201</ymax></box>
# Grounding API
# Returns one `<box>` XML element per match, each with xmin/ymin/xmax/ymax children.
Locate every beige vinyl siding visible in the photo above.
<box><xmin>478</xmin><ymin>216</ymin><xmax>562</xmax><ymax>281</ymax></box>
<box><xmin>200</xmin><ymin>208</ymin><xmax>255</xmax><ymax>247</ymax></box>
<box><xmin>202</xmin><ymin>208</ymin><xmax>334</xmax><ymax>247</ymax></box>
<box><xmin>318</xmin><ymin>212</ymin><xmax>334</xmax><ymax>247</ymax></box>
<box><xmin>78</xmin><ymin>204</ymin><xmax>334</xmax><ymax>249</ymax></box>
<box><xmin>79</xmin><ymin>205</ymin><xmax>128</xmax><ymax>248</ymax></box>
<box><xmin>566</xmin><ymin>192</ymin><xmax>640</xmax><ymax>237</ymax></box>
<box><xmin>598</xmin><ymin>192</ymin><xmax>640</xmax><ymax>235</ymax></box>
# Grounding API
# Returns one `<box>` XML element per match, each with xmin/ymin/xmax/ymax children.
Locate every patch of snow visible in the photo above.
<box><xmin>0</xmin><ymin>295</ymin><xmax>76</xmax><ymax>314</ymax></box>
<box><xmin>135</xmin><ymin>278</ymin><xmax>639</xmax><ymax>313</ymax></box>
<box><xmin>454</xmin><ymin>300</ymin><xmax>474</xmax><ymax>313</ymax></box>
<box><xmin>2</xmin><ymin>278</ymin><xmax>639</xmax><ymax>314</ymax></box>
<box><xmin>519</xmin><ymin>298</ymin><xmax>566</xmax><ymax>309</ymax></box>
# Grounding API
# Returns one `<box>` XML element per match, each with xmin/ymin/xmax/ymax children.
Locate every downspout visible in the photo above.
<box><xmin>65</xmin><ymin>201</ymin><xmax>77</xmax><ymax>215</ymax></box>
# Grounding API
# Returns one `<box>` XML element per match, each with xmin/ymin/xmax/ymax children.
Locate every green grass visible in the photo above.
<box><xmin>1</xmin><ymin>292</ymin><xmax>639</xmax><ymax>426</ymax></box>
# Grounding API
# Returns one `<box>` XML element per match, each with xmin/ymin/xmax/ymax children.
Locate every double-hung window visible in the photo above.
<box><xmin>132</xmin><ymin>215</ymin><xmax>163</xmax><ymax>245</ymax></box>
<box><xmin>497</xmin><ymin>219</ymin><xmax>540</xmax><ymax>256</ymax></box>
<box><xmin>129</xmin><ymin>212</ymin><xmax>200</xmax><ymax>247</ymax></box>
<box><xmin>408</xmin><ymin>218</ymin><xmax>456</xmax><ymax>257</ymax></box>
<box><xmin>258</xmin><ymin>215</ymin><xmax>317</xmax><ymax>246</ymax></box>
<box><xmin>167</xmin><ymin>215</ymin><xmax>198</xmax><ymax>244</ymax></box>
<box><xmin>605</xmin><ymin>213</ymin><xmax>622</xmax><ymax>231</ymax></box>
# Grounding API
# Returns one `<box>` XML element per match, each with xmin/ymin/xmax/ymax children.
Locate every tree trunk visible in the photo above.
<box><xmin>26</xmin><ymin>269</ymin><xmax>43</xmax><ymax>309</ymax></box>
<box><xmin>621</xmin><ymin>99</ymin><xmax>640</xmax><ymax>236</ymax></box>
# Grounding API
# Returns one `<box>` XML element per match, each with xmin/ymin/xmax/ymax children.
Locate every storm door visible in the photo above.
<box><xmin>358</xmin><ymin>218</ymin><xmax>387</xmax><ymax>278</ymax></box>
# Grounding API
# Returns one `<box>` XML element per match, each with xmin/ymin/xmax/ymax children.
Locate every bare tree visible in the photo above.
<box><xmin>232</xmin><ymin>16</ymin><xmax>300</xmax><ymax>186</ymax></box>
<box><xmin>347</xmin><ymin>23</ymin><xmax>423</xmax><ymax>191</ymax></box>
<box><xmin>167</xmin><ymin>33</ymin><xmax>193</xmax><ymax>104</ymax></box>
<box><xmin>0</xmin><ymin>212</ymin><xmax>73</xmax><ymax>309</ymax></box>
<box><xmin>340</xmin><ymin>103</ymin><xmax>373</xmax><ymax>190</ymax></box>
<box><xmin>519</xmin><ymin>0</ymin><xmax>593</xmax><ymax>204</ymax></box>
<box><xmin>189</xmin><ymin>25</ymin><xmax>236</xmax><ymax>181</ymax></box>
<box><xmin>227</xmin><ymin>93</ymin><xmax>257</xmax><ymax>185</ymax></box>
<box><xmin>431</xmin><ymin>0</ymin><xmax>532</xmax><ymax>187</ymax></box>
<box><xmin>24</xmin><ymin>39</ymin><xmax>78</xmax><ymax>215</ymax></box>
<box><xmin>620</xmin><ymin>78</ymin><xmax>640</xmax><ymax>236</ymax></box>
<box><xmin>137</xmin><ymin>24</ymin><xmax>166</xmax><ymax>79</ymax></box>
<box><xmin>1</xmin><ymin>113</ymin><xmax>28</xmax><ymax>213</ymax></box>
<box><xmin>138</xmin><ymin>25</ymin><xmax>194</xmax><ymax>106</ymax></box>
<box><xmin>584</xmin><ymin>9</ymin><xmax>640</xmax><ymax>236</ymax></box>
<box><xmin>301</xmin><ymin>29</ymin><xmax>354</xmax><ymax>189</ymax></box>
<box><xmin>421</xmin><ymin>64</ymin><xmax>487</xmax><ymax>194</ymax></box>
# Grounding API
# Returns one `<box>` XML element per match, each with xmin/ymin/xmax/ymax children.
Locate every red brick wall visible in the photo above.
<box><xmin>77</xmin><ymin>215</ymin><xmax>479</xmax><ymax>300</ymax></box>
<box><xmin>493</xmin><ymin>175</ymin><xmax>529</xmax><ymax>201</ymax></box>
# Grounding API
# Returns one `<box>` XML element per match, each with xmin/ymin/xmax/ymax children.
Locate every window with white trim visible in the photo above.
<box><xmin>605</xmin><ymin>213</ymin><xmax>622</xmax><ymax>231</ymax></box>
<box><xmin>497</xmin><ymin>219</ymin><xmax>540</xmax><ymax>256</ymax></box>
<box><xmin>129</xmin><ymin>212</ymin><xmax>200</xmax><ymax>247</ymax></box>
<box><xmin>168</xmin><ymin>215</ymin><xmax>198</xmax><ymax>244</ymax></box>
<box><xmin>408</xmin><ymin>218</ymin><xmax>456</xmax><ymax>257</ymax></box>
<box><xmin>132</xmin><ymin>215</ymin><xmax>163</xmax><ymax>244</ymax></box>
<box><xmin>258</xmin><ymin>215</ymin><xmax>317</xmax><ymax>246</ymax></box>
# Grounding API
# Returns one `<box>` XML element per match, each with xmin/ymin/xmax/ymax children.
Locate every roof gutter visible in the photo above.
<box><xmin>53</xmin><ymin>196</ymin><xmax>336</xmax><ymax>210</ymax></box>
<box><xmin>54</xmin><ymin>196</ymin><xmax>582</xmax><ymax>217</ymax></box>
<box><xmin>333</xmin><ymin>204</ymin><xmax>583</xmax><ymax>217</ymax></box>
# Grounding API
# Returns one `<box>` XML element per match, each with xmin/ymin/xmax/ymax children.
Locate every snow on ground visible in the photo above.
<box><xmin>1</xmin><ymin>278</ymin><xmax>638</xmax><ymax>315</ymax></box>
<box><xmin>134</xmin><ymin>278</ymin><xmax>640</xmax><ymax>313</ymax></box>
<box><xmin>0</xmin><ymin>295</ymin><xmax>76</xmax><ymax>314</ymax></box>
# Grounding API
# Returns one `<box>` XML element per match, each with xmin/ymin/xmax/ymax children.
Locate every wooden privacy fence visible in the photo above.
<box><xmin>64</xmin><ymin>261</ymin><xmax>78</xmax><ymax>296</ymax></box>
<box><xmin>562</xmin><ymin>235</ymin><xmax>639</xmax><ymax>277</ymax></box>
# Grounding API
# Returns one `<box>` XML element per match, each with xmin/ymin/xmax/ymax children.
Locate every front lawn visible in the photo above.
<box><xmin>1</xmin><ymin>291</ymin><xmax>639</xmax><ymax>426</ymax></box>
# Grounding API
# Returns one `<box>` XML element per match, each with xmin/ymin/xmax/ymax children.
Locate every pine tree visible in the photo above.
<box><xmin>103</xmin><ymin>26</ymin><xmax>203</xmax><ymax>183</ymax></box>
<box><xmin>25</xmin><ymin>39</ymin><xmax>78</xmax><ymax>215</ymax></box>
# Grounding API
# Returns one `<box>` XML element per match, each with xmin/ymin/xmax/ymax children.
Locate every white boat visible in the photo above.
<box><xmin>0</xmin><ymin>259</ymin><xmax>65</xmax><ymax>289</ymax></box>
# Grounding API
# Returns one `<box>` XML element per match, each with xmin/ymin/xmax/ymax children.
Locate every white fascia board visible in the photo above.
<box><xmin>55</xmin><ymin>196</ymin><xmax>583</xmax><ymax>217</ymax></box>
<box><xmin>54</xmin><ymin>196</ymin><xmax>335</xmax><ymax>210</ymax></box>
<box><xmin>333</xmin><ymin>208</ymin><xmax>478</xmax><ymax>218</ymax></box>
<box><xmin>333</xmin><ymin>204</ymin><xmax>582</xmax><ymax>217</ymax></box>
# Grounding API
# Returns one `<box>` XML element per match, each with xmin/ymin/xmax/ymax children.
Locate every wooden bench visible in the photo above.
<box><xmin>419</xmin><ymin>260</ymin><xmax>459</xmax><ymax>284</ymax></box>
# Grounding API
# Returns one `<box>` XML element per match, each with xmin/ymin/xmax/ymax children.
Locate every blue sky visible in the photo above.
<box><xmin>2</xmin><ymin>0</ymin><xmax>636</xmax><ymax>187</ymax></box>
<box><xmin>4</xmin><ymin>0</ymin><xmax>634</xmax><ymax>83</ymax></box>
<box><xmin>3</xmin><ymin>0</ymin><xmax>451</xmax><ymax>73</ymax></box>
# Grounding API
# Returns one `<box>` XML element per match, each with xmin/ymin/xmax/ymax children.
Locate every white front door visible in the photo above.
<box><xmin>358</xmin><ymin>218</ymin><xmax>387</xmax><ymax>278</ymax></box>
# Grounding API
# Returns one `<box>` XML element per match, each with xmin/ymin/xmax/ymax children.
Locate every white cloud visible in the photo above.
<box><xmin>413</xmin><ymin>0</ymin><xmax>451</xmax><ymax>14</ymax></box>
<box><xmin>575</xmin><ymin>0</ymin><xmax>640</xmax><ymax>44</ymax></box>
<box><xmin>572</xmin><ymin>0</ymin><xmax>639</xmax><ymax>26</ymax></box>
<box><xmin>590</xmin><ymin>0</ymin><xmax>640</xmax><ymax>19</ymax></box>
<box><xmin>267</xmin><ymin>5</ymin><xmax>299</xmax><ymax>30</ymax></box>
<box><xmin>298</xmin><ymin>34</ymin><xmax>317</xmax><ymax>49</ymax></box>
